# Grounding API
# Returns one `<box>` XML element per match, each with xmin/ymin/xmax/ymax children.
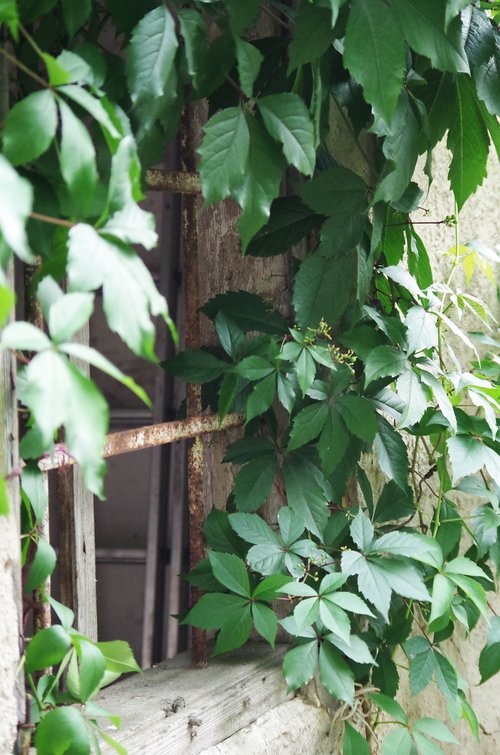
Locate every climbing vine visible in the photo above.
<box><xmin>0</xmin><ymin>0</ymin><xmax>500</xmax><ymax>752</ymax></box>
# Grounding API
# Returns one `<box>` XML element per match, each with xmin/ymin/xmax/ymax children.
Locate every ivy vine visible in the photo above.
<box><xmin>0</xmin><ymin>0</ymin><xmax>499</xmax><ymax>753</ymax></box>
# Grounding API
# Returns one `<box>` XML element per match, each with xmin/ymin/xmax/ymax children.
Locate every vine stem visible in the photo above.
<box><xmin>30</xmin><ymin>212</ymin><xmax>73</xmax><ymax>229</ymax></box>
<box><xmin>0</xmin><ymin>47</ymin><xmax>49</xmax><ymax>89</ymax></box>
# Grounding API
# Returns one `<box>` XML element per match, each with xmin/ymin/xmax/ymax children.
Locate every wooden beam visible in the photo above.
<box><xmin>97</xmin><ymin>644</ymin><xmax>289</xmax><ymax>755</ymax></box>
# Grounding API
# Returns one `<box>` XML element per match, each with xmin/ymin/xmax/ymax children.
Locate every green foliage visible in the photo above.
<box><xmin>0</xmin><ymin>0</ymin><xmax>499</xmax><ymax>752</ymax></box>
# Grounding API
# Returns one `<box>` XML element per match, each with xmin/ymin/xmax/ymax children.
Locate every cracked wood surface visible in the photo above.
<box><xmin>98</xmin><ymin>644</ymin><xmax>288</xmax><ymax>754</ymax></box>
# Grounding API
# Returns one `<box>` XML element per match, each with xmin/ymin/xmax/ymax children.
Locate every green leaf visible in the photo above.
<box><xmin>279</xmin><ymin>507</ymin><xmax>305</xmax><ymax>546</ymax></box>
<box><xmin>288</xmin><ymin>4</ymin><xmax>334</xmax><ymax>71</ymax></box>
<box><xmin>208</xmin><ymin>551</ymin><xmax>251</xmax><ymax>597</ymax></box>
<box><xmin>369</xmin><ymin>693</ymin><xmax>408</xmax><ymax>725</ymax></box>
<box><xmin>382</xmin><ymin>728</ymin><xmax>413</xmax><ymax>755</ymax></box>
<box><xmin>215</xmin><ymin>604</ymin><xmax>252</xmax><ymax>654</ymax></box>
<box><xmin>295</xmin><ymin>347</ymin><xmax>316</xmax><ymax>396</ymax></box>
<box><xmin>337</xmin><ymin>395</ymin><xmax>377</xmax><ymax>442</ymax></box>
<box><xmin>433</xmin><ymin>650</ymin><xmax>458</xmax><ymax>700</ymax></box>
<box><xmin>258</xmin><ymin>93</ymin><xmax>315</xmax><ymax>176</ymax></box>
<box><xmin>445</xmin><ymin>556</ymin><xmax>491</xmax><ymax>580</ymax></box>
<box><xmin>127</xmin><ymin>6</ymin><xmax>178</xmax><ymax>110</ymax></box>
<box><xmin>447</xmin><ymin>573</ymin><xmax>488</xmax><ymax>619</ymax></box>
<box><xmin>67</xmin><ymin>224</ymin><xmax>169</xmax><ymax>360</ymax></box>
<box><xmin>246</xmin><ymin>373</ymin><xmax>276</xmax><ymax>423</ymax></box>
<box><xmin>252</xmin><ymin>574</ymin><xmax>291</xmax><ymax>602</ymax></box>
<box><xmin>229</xmin><ymin>512</ymin><xmax>279</xmax><ymax>546</ymax></box>
<box><xmin>0</xmin><ymin>0</ymin><xmax>18</xmax><ymax>38</ymax></box>
<box><xmin>235</xmin><ymin>355</ymin><xmax>274</xmax><ymax>381</ymax></box>
<box><xmin>57</xmin><ymin>85</ymin><xmax>120</xmax><ymax>140</ymax></box>
<box><xmin>364</xmin><ymin>346</ymin><xmax>409</xmax><ymax>386</ymax></box>
<box><xmin>447</xmin><ymin>75</ymin><xmax>489</xmax><ymax>209</ymax></box>
<box><xmin>372</xmin><ymin>651</ymin><xmax>399</xmax><ymax>696</ymax></box>
<box><xmin>476</xmin><ymin>38</ymin><xmax>500</xmax><ymax>115</ymax></box>
<box><xmin>177</xmin><ymin>8</ymin><xmax>209</xmax><ymax>90</ymax></box>
<box><xmin>374</xmin><ymin>415</ymin><xmax>409</xmax><ymax>490</ymax></box>
<box><xmin>405</xmin><ymin>306</ymin><xmax>439</xmax><ymax>355</ymax></box>
<box><xmin>96</xmin><ymin>641</ymin><xmax>140</xmax><ymax>674</ymax></box>
<box><xmin>413</xmin><ymin>718</ymin><xmax>459</xmax><ymax>744</ymax></box>
<box><xmin>429</xmin><ymin>574</ymin><xmax>455</xmax><ymax>633</ymax></box>
<box><xmin>247</xmin><ymin>543</ymin><xmax>285</xmax><ymax>575</ymax></box>
<box><xmin>247</xmin><ymin>196</ymin><xmax>322</xmax><ymax>257</ymax></box>
<box><xmin>283</xmin><ymin>641</ymin><xmax>318</xmax><ymax>692</ymax></box>
<box><xmin>198</xmin><ymin>107</ymin><xmax>250</xmax><ymax>204</ymax></box>
<box><xmin>318</xmin><ymin>408</ymin><xmax>350</xmax><ymax>476</ymax></box>
<box><xmin>391</xmin><ymin>0</ymin><xmax>469</xmax><ymax>74</ymax></box>
<box><xmin>235</xmin><ymin>37</ymin><xmax>263</xmax><ymax>99</ymax></box>
<box><xmin>479</xmin><ymin>641</ymin><xmax>500</xmax><ymax>683</ymax></box>
<box><xmin>252</xmin><ymin>602</ymin><xmax>277</xmax><ymax>647</ymax></box>
<box><xmin>61</xmin><ymin>0</ymin><xmax>91</xmax><ymax>38</ymax></box>
<box><xmin>328</xmin><ymin>632</ymin><xmax>376</xmax><ymax>665</ymax></box>
<box><xmin>447</xmin><ymin>435</ymin><xmax>500</xmax><ymax>488</ymax></box>
<box><xmin>25</xmin><ymin>625</ymin><xmax>72</xmax><ymax>673</ymax></box>
<box><xmin>235</xmin><ymin>114</ymin><xmax>284</xmax><ymax>251</ymax></box>
<box><xmin>341</xmin><ymin>550</ymin><xmax>392</xmax><ymax>619</ymax></box>
<box><xmin>319</xmin><ymin>600</ymin><xmax>350</xmax><ymax>642</ymax></box>
<box><xmin>300</xmin><ymin>166</ymin><xmax>368</xmax><ymax>230</ymax></box>
<box><xmin>407</xmin><ymin>642</ymin><xmax>435</xmax><ymax>696</ymax></box>
<box><xmin>343</xmin><ymin>722</ymin><xmax>370</xmax><ymax>755</ymax></box>
<box><xmin>288</xmin><ymin>402</ymin><xmax>328</xmax><ymax>450</ymax></box>
<box><xmin>374</xmin><ymin>93</ymin><xmax>419</xmax><ymax>204</ymax></box>
<box><xmin>60</xmin><ymin>342</ymin><xmax>152</xmax><ymax>408</ymax></box>
<box><xmin>2</xmin><ymin>321</ymin><xmax>51</xmax><ymax>351</ymax></box>
<box><xmin>73</xmin><ymin>637</ymin><xmax>106</xmax><ymax>701</ymax></box>
<box><xmin>234</xmin><ymin>455</ymin><xmax>277</xmax><ymax>512</ymax></box>
<box><xmin>284</xmin><ymin>455</ymin><xmax>329</xmax><ymax>538</ymax></box>
<box><xmin>47</xmin><ymin>292</ymin><xmax>94</xmax><ymax>344</ymax></box>
<box><xmin>202</xmin><ymin>291</ymin><xmax>287</xmax><ymax>335</ymax></box>
<box><xmin>223</xmin><ymin>437</ymin><xmax>275</xmax><ymax>464</ymax></box>
<box><xmin>48</xmin><ymin>596</ymin><xmax>74</xmax><ymax>631</ymax></box>
<box><xmin>21</xmin><ymin>465</ymin><xmax>47</xmax><ymax>524</ymax></box>
<box><xmin>373</xmin><ymin>531</ymin><xmax>443</xmax><ymax>568</ymax></box>
<box><xmin>35</xmin><ymin>707</ymin><xmax>90</xmax><ymax>755</ymax></box>
<box><xmin>19</xmin><ymin>351</ymin><xmax>107</xmax><ymax>497</ymax></box>
<box><xmin>224</xmin><ymin>0</ymin><xmax>261</xmax><ymax>33</ymax></box>
<box><xmin>58</xmin><ymin>99</ymin><xmax>98</xmax><ymax>213</ymax></box>
<box><xmin>25</xmin><ymin>537</ymin><xmax>56</xmax><ymax>593</ymax></box>
<box><xmin>350</xmin><ymin>510</ymin><xmax>374</xmax><ymax>551</ymax></box>
<box><xmin>3</xmin><ymin>90</ymin><xmax>57</xmax><ymax>166</ymax></box>
<box><xmin>327</xmin><ymin>591</ymin><xmax>375</xmax><ymax>617</ymax></box>
<box><xmin>319</xmin><ymin>642</ymin><xmax>354</xmax><ymax>705</ymax></box>
<box><xmin>293</xmin><ymin>249</ymin><xmax>354</xmax><ymax>329</ymax></box>
<box><xmin>204</xmin><ymin>509</ymin><xmax>246</xmax><ymax>555</ymax></box>
<box><xmin>182</xmin><ymin>593</ymin><xmax>248</xmax><ymax>629</ymax></box>
<box><xmin>344</xmin><ymin>0</ymin><xmax>405</xmax><ymax>125</ymax></box>
<box><xmin>164</xmin><ymin>349</ymin><xmax>228</xmax><ymax>383</ymax></box>
<box><xmin>374</xmin><ymin>481</ymin><xmax>415</xmax><ymax>524</ymax></box>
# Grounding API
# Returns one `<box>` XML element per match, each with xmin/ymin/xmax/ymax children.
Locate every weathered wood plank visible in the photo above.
<box><xmin>56</xmin><ymin>323</ymin><xmax>98</xmax><ymax>640</ymax></box>
<box><xmin>98</xmin><ymin>644</ymin><xmax>289</xmax><ymax>754</ymax></box>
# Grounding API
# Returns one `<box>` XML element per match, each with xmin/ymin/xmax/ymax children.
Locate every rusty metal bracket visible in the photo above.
<box><xmin>38</xmin><ymin>413</ymin><xmax>245</xmax><ymax>472</ymax></box>
<box><xmin>145</xmin><ymin>169</ymin><xmax>201</xmax><ymax>194</ymax></box>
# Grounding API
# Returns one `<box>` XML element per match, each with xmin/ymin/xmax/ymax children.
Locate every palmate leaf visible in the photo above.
<box><xmin>198</xmin><ymin>107</ymin><xmax>250</xmax><ymax>204</ymax></box>
<box><xmin>0</xmin><ymin>155</ymin><xmax>33</xmax><ymax>262</ymax></box>
<box><xmin>390</xmin><ymin>0</ymin><xmax>469</xmax><ymax>74</ymax></box>
<box><xmin>344</xmin><ymin>0</ymin><xmax>405</xmax><ymax>126</ymax></box>
<box><xmin>67</xmin><ymin>224</ymin><xmax>170</xmax><ymax>360</ymax></box>
<box><xmin>292</xmin><ymin>248</ymin><xmax>354</xmax><ymax>329</ymax></box>
<box><xmin>58</xmin><ymin>100</ymin><xmax>97</xmax><ymax>217</ymax></box>
<box><xmin>246</xmin><ymin>196</ymin><xmax>323</xmax><ymax>258</ymax></box>
<box><xmin>127</xmin><ymin>6</ymin><xmax>178</xmax><ymax>110</ymax></box>
<box><xmin>18</xmin><ymin>351</ymin><xmax>108</xmax><ymax>497</ymax></box>
<box><xmin>288</xmin><ymin>4</ymin><xmax>334</xmax><ymax>72</ymax></box>
<box><xmin>374</xmin><ymin>415</ymin><xmax>409</xmax><ymax>490</ymax></box>
<box><xmin>3</xmin><ymin>90</ymin><xmax>57</xmax><ymax>166</ymax></box>
<box><xmin>258</xmin><ymin>93</ymin><xmax>316</xmax><ymax>176</ymax></box>
<box><xmin>35</xmin><ymin>707</ymin><xmax>90</xmax><ymax>755</ymax></box>
<box><xmin>447</xmin><ymin>75</ymin><xmax>489</xmax><ymax>209</ymax></box>
<box><xmin>235</xmin><ymin>115</ymin><xmax>284</xmax><ymax>251</ymax></box>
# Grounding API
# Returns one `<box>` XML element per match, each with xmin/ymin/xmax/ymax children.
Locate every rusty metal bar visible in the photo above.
<box><xmin>145</xmin><ymin>168</ymin><xmax>201</xmax><ymax>194</ymax></box>
<box><xmin>181</xmin><ymin>103</ymin><xmax>208</xmax><ymax>669</ymax></box>
<box><xmin>38</xmin><ymin>413</ymin><xmax>244</xmax><ymax>472</ymax></box>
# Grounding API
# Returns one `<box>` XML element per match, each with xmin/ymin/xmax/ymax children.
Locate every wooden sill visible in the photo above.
<box><xmin>97</xmin><ymin>643</ymin><xmax>289</xmax><ymax>754</ymax></box>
